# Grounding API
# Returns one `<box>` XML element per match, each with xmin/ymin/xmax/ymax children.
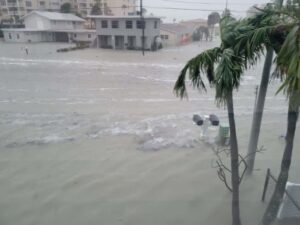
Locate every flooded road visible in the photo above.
<box><xmin>0</xmin><ymin>41</ymin><xmax>299</xmax><ymax>225</ymax></box>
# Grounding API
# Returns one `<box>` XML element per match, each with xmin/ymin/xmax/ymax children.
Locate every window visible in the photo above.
<box><xmin>52</xmin><ymin>21</ymin><xmax>56</xmax><ymax>25</ymax></box>
<box><xmin>8</xmin><ymin>33</ymin><xmax>12</xmax><ymax>39</ymax></box>
<box><xmin>25</xmin><ymin>1</ymin><xmax>32</xmax><ymax>7</ymax></box>
<box><xmin>160</xmin><ymin>35</ymin><xmax>169</xmax><ymax>40</ymax></box>
<box><xmin>16</xmin><ymin>34</ymin><xmax>20</xmax><ymax>39</ymax></box>
<box><xmin>112</xmin><ymin>20</ymin><xmax>119</xmax><ymax>29</ymax></box>
<box><xmin>39</xmin><ymin>1</ymin><xmax>45</xmax><ymax>6</ymax></box>
<box><xmin>73</xmin><ymin>34</ymin><xmax>77</xmax><ymax>38</ymax></box>
<box><xmin>88</xmin><ymin>34</ymin><xmax>91</xmax><ymax>38</ymax></box>
<box><xmin>126</xmin><ymin>20</ymin><xmax>132</xmax><ymax>29</ymax></box>
<box><xmin>137</xmin><ymin>20</ymin><xmax>145</xmax><ymax>29</ymax></box>
<box><xmin>101</xmin><ymin>20</ymin><xmax>108</xmax><ymax>28</ymax></box>
<box><xmin>154</xmin><ymin>21</ymin><xmax>158</xmax><ymax>29</ymax></box>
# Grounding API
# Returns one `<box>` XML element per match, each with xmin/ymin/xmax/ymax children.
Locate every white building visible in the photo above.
<box><xmin>160</xmin><ymin>23</ymin><xmax>193</xmax><ymax>47</ymax></box>
<box><xmin>2</xmin><ymin>11</ymin><xmax>96</xmax><ymax>42</ymax></box>
<box><xmin>90</xmin><ymin>15</ymin><xmax>161</xmax><ymax>50</ymax></box>
<box><xmin>0</xmin><ymin>0</ymin><xmax>137</xmax><ymax>22</ymax></box>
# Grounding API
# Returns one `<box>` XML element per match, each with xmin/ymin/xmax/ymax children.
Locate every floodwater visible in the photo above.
<box><xmin>0</xmin><ymin>40</ymin><xmax>299</xmax><ymax>225</ymax></box>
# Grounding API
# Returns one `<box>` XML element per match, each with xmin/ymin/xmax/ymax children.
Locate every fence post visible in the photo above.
<box><xmin>262</xmin><ymin>168</ymin><xmax>271</xmax><ymax>202</ymax></box>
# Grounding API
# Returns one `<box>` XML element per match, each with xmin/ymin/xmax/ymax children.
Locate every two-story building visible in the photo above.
<box><xmin>2</xmin><ymin>11</ymin><xmax>96</xmax><ymax>43</ymax></box>
<box><xmin>89</xmin><ymin>15</ymin><xmax>161</xmax><ymax>51</ymax></box>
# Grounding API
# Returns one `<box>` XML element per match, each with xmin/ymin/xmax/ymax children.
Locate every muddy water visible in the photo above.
<box><xmin>0</xmin><ymin>41</ymin><xmax>299</xmax><ymax>225</ymax></box>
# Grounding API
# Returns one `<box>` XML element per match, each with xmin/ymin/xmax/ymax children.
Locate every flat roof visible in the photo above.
<box><xmin>88</xmin><ymin>15</ymin><xmax>161</xmax><ymax>20</ymax></box>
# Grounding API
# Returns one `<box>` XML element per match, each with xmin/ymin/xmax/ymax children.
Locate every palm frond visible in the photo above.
<box><xmin>276</xmin><ymin>25</ymin><xmax>300</xmax><ymax>96</ymax></box>
<box><xmin>214</xmin><ymin>48</ymin><xmax>244</xmax><ymax>105</ymax></box>
<box><xmin>174</xmin><ymin>47</ymin><xmax>221</xmax><ymax>98</ymax></box>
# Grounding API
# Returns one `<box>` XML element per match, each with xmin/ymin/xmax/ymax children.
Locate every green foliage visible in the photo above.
<box><xmin>60</xmin><ymin>3</ymin><xmax>71</xmax><ymax>13</ymax></box>
<box><xmin>91</xmin><ymin>4</ymin><xmax>102</xmax><ymax>15</ymax></box>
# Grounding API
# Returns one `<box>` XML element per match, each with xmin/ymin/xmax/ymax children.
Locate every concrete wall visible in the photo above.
<box><xmin>160</xmin><ymin>30</ymin><xmax>178</xmax><ymax>47</ymax></box>
<box><xmin>3</xmin><ymin>30</ymin><xmax>54</xmax><ymax>43</ymax></box>
<box><xmin>71</xmin><ymin>32</ymin><xmax>96</xmax><ymax>42</ymax></box>
<box><xmin>50</xmin><ymin>21</ymin><xmax>84</xmax><ymax>30</ymax></box>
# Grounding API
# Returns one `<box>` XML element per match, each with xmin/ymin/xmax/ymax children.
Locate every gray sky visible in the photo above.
<box><xmin>142</xmin><ymin>0</ymin><xmax>271</xmax><ymax>22</ymax></box>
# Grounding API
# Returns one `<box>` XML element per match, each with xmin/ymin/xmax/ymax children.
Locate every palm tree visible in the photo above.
<box><xmin>174</xmin><ymin>16</ymin><xmax>246</xmax><ymax>225</ymax></box>
<box><xmin>207</xmin><ymin>12</ymin><xmax>221</xmax><ymax>40</ymax></box>
<box><xmin>245</xmin><ymin>0</ymin><xmax>284</xmax><ymax>175</ymax></box>
<box><xmin>238</xmin><ymin>1</ymin><xmax>300</xmax><ymax>224</ymax></box>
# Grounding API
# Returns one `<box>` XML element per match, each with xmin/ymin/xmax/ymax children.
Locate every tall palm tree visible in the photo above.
<box><xmin>238</xmin><ymin>1</ymin><xmax>300</xmax><ymax>224</ymax></box>
<box><xmin>244</xmin><ymin>0</ymin><xmax>284</xmax><ymax>175</ymax></box>
<box><xmin>174</xmin><ymin>16</ymin><xmax>246</xmax><ymax>225</ymax></box>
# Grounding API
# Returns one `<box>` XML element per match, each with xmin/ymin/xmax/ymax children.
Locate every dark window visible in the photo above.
<box><xmin>126</xmin><ymin>20</ymin><xmax>132</xmax><ymax>29</ymax></box>
<box><xmin>154</xmin><ymin>21</ymin><xmax>158</xmax><ymax>29</ymax></box>
<box><xmin>8</xmin><ymin>33</ymin><xmax>12</xmax><ymax>39</ymax></box>
<box><xmin>73</xmin><ymin>34</ymin><xmax>77</xmax><ymax>38</ymax></box>
<box><xmin>39</xmin><ymin>1</ymin><xmax>45</xmax><ymax>6</ymax></box>
<box><xmin>137</xmin><ymin>20</ymin><xmax>145</xmax><ymax>29</ymax></box>
<box><xmin>25</xmin><ymin>1</ymin><xmax>32</xmax><ymax>7</ymax></box>
<box><xmin>101</xmin><ymin>20</ymin><xmax>108</xmax><ymax>28</ymax></box>
<box><xmin>112</xmin><ymin>20</ymin><xmax>119</xmax><ymax>28</ymax></box>
<box><xmin>16</xmin><ymin>33</ymin><xmax>20</xmax><ymax>39</ymax></box>
<box><xmin>88</xmin><ymin>34</ymin><xmax>91</xmax><ymax>38</ymax></box>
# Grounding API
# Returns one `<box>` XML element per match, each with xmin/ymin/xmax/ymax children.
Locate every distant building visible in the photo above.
<box><xmin>160</xmin><ymin>23</ymin><xmax>194</xmax><ymax>47</ymax></box>
<box><xmin>2</xmin><ymin>11</ymin><xmax>96</xmax><ymax>42</ymax></box>
<box><xmin>90</xmin><ymin>15</ymin><xmax>161</xmax><ymax>50</ymax></box>
<box><xmin>0</xmin><ymin>0</ymin><xmax>137</xmax><ymax>22</ymax></box>
<box><xmin>180</xmin><ymin>18</ymin><xmax>207</xmax><ymax>30</ymax></box>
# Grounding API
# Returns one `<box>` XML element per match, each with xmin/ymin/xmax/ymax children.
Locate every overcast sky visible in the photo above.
<box><xmin>142</xmin><ymin>0</ymin><xmax>271</xmax><ymax>22</ymax></box>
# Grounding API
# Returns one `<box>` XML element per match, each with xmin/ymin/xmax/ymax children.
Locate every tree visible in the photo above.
<box><xmin>244</xmin><ymin>0</ymin><xmax>284</xmax><ymax>175</ymax></box>
<box><xmin>91</xmin><ymin>4</ymin><xmax>102</xmax><ymax>15</ymax></box>
<box><xmin>239</xmin><ymin>1</ymin><xmax>300</xmax><ymax>224</ymax></box>
<box><xmin>60</xmin><ymin>3</ymin><xmax>72</xmax><ymax>13</ymax></box>
<box><xmin>207</xmin><ymin>12</ymin><xmax>221</xmax><ymax>40</ymax></box>
<box><xmin>174</xmin><ymin>16</ymin><xmax>250</xmax><ymax>225</ymax></box>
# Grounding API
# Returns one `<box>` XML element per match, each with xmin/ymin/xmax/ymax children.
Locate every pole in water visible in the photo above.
<box><xmin>140</xmin><ymin>0</ymin><xmax>145</xmax><ymax>56</ymax></box>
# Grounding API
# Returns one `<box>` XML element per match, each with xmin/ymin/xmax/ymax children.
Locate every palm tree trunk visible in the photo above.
<box><xmin>227</xmin><ymin>91</ymin><xmax>242</xmax><ymax>225</ymax></box>
<box><xmin>246</xmin><ymin>48</ymin><xmax>274</xmax><ymax>174</ymax></box>
<box><xmin>260</xmin><ymin>92</ymin><xmax>300</xmax><ymax>225</ymax></box>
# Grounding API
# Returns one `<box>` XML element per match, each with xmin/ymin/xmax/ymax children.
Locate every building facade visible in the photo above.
<box><xmin>90</xmin><ymin>15</ymin><xmax>161</xmax><ymax>50</ymax></box>
<box><xmin>2</xmin><ymin>11</ymin><xmax>96</xmax><ymax>42</ymax></box>
<box><xmin>0</xmin><ymin>0</ymin><xmax>137</xmax><ymax>22</ymax></box>
<box><xmin>160</xmin><ymin>23</ymin><xmax>193</xmax><ymax>47</ymax></box>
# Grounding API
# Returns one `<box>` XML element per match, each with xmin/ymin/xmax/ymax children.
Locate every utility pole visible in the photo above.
<box><xmin>140</xmin><ymin>0</ymin><xmax>145</xmax><ymax>55</ymax></box>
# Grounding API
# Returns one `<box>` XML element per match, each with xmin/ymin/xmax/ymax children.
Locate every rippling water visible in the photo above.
<box><xmin>0</xmin><ymin>41</ymin><xmax>288</xmax><ymax>151</ymax></box>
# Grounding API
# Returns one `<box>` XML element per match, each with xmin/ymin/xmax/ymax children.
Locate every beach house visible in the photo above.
<box><xmin>2</xmin><ymin>11</ymin><xmax>96</xmax><ymax>43</ymax></box>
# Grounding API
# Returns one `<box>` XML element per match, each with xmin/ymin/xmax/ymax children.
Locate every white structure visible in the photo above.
<box><xmin>277</xmin><ymin>182</ymin><xmax>300</xmax><ymax>219</ymax></box>
<box><xmin>90</xmin><ymin>15</ymin><xmax>161</xmax><ymax>50</ymax></box>
<box><xmin>2</xmin><ymin>11</ymin><xmax>96</xmax><ymax>42</ymax></box>
<box><xmin>160</xmin><ymin>23</ymin><xmax>193</xmax><ymax>47</ymax></box>
<box><xmin>0</xmin><ymin>0</ymin><xmax>137</xmax><ymax>22</ymax></box>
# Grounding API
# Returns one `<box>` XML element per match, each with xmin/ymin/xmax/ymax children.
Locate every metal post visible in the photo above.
<box><xmin>262</xmin><ymin>168</ymin><xmax>271</xmax><ymax>202</ymax></box>
<box><xmin>140</xmin><ymin>0</ymin><xmax>145</xmax><ymax>55</ymax></box>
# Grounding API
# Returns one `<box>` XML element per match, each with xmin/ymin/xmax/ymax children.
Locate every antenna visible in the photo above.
<box><xmin>225</xmin><ymin>0</ymin><xmax>228</xmax><ymax>10</ymax></box>
<box><xmin>140</xmin><ymin>0</ymin><xmax>145</xmax><ymax>56</ymax></box>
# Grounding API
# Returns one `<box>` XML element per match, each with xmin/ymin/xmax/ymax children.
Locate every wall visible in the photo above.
<box><xmin>50</xmin><ymin>21</ymin><xmax>84</xmax><ymax>30</ymax></box>
<box><xmin>71</xmin><ymin>32</ymin><xmax>96</xmax><ymax>42</ymax></box>
<box><xmin>160</xmin><ymin>30</ymin><xmax>178</xmax><ymax>47</ymax></box>
<box><xmin>3</xmin><ymin>30</ymin><xmax>53</xmax><ymax>42</ymax></box>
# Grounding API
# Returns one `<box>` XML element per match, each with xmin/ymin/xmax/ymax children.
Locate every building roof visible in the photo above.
<box><xmin>160</xmin><ymin>23</ymin><xmax>192</xmax><ymax>34</ymax></box>
<box><xmin>23</xmin><ymin>11</ymin><xmax>85</xmax><ymax>22</ymax></box>
<box><xmin>88</xmin><ymin>15</ymin><xmax>161</xmax><ymax>20</ymax></box>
